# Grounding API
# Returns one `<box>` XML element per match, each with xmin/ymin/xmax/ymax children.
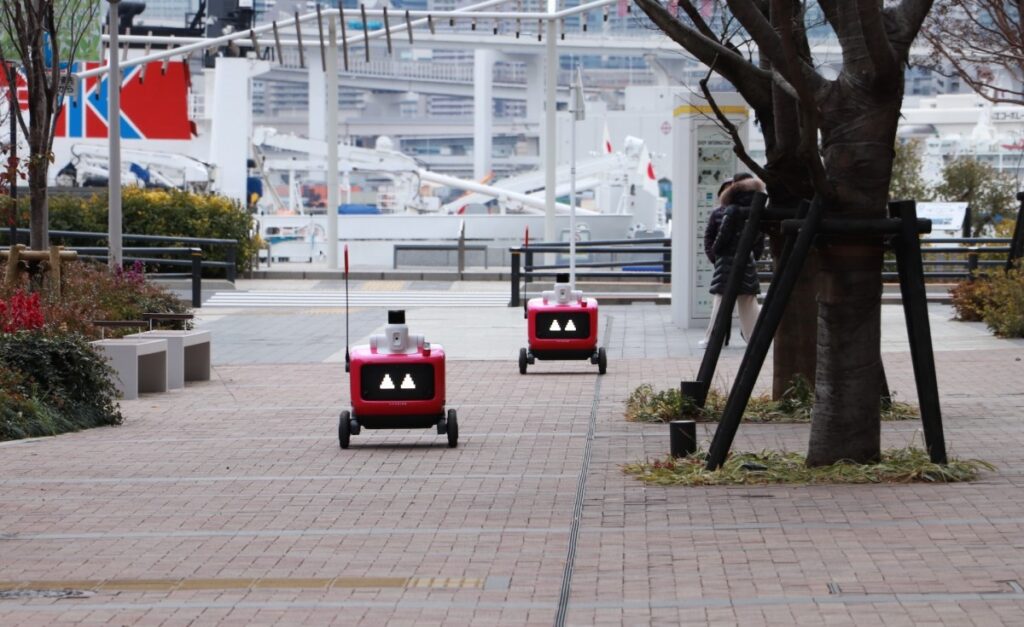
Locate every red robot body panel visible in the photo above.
<box><xmin>349</xmin><ymin>344</ymin><xmax>446</xmax><ymax>418</ymax></box>
<box><xmin>526</xmin><ymin>297</ymin><xmax>599</xmax><ymax>353</ymax></box>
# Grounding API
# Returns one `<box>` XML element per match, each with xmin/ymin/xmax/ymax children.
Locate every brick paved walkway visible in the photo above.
<box><xmin>1</xmin><ymin>302</ymin><xmax>1023</xmax><ymax>624</ymax></box>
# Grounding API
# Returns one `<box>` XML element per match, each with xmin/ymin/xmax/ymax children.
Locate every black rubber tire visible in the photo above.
<box><xmin>518</xmin><ymin>348</ymin><xmax>528</xmax><ymax>374</ymax></box>
<box><xmin>339</xmin><ymin>410</ymin><xmax>351</xmax><ymax>449</ymax></box>
<box><xmin>446</xmin><ymin>409</ymin><xmax>459</xmax><ymax>448</ymax></box>
<box><xmin>598</xmin><ymin>347</ymin><xmax>607</xmax><ymax>375</ymax></box>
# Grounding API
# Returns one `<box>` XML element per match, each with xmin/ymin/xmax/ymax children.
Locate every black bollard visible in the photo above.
<box><xmin>670</xmin><ymin>420</ymin><xmax>697</xmax><ymax>458</ymax></box>
<box><xmin>680</xmin><ymin>380</ymin><xmax>707</xmax><ymax>409</ymax></box>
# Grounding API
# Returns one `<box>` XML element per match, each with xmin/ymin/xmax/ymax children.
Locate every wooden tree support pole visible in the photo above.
<box><xmin>889</xmin><ymin>200</ymin><xmax>948</xmax><ymax>464</ymax></box>
<box><xmin>691</xmin><ymin>192</ymin><xmax>768</xmax><ymax>400</ymax></box>
<box><xmin>3</xmin><ymin>244</ymin><xmax>22</xmax><ymax>288</ymax></box>
<box><xmin>48</xmin><ymin>245</ymin><xmax>62</xmax><ymax>298</ymax></box>
<box><xmin>705</xmin><ymin>195</ymin><xmax>825</xmax><ymax>471</ymax></box>
<box><xmin>2</xmin><ymin>245</ymin><xmax>78</xmax><ymax>292</ymax></box>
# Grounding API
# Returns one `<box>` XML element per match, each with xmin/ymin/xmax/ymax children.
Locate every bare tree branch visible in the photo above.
<box><xmin>922</xmin><ymin>0</ymin><xmax>1024</xmax><ymax>106</ymax></box>
<box><xmin>675</xmin><ymin>0</ymin><xmax>719</xmax><ymax>41</ymax></box>
<box><xmin>888</xmin><ymin>0</ymin><xmax>937</xmax><ymax>52</ymax></box>
<box><xmin>725</xmin><ymin>0</ymin><xmax>828</xmax><ymax>94</ymax></box>
<box><xmin>634</xmin><ymin>0</ymin><xmax>774</xmax><ymax>111</ymax></box>
<box><xmin>698</xmin><ymin>64</ymin><xmax>770</xmax><ymax>182</ymax></box>
<box><xmin>772</xmin><ymin>0</ymin><xmax>831</xmax><ymax>197</ymax></box>
<box><xmin>856</xmin><ymin>0</ymin><xmax>898</xmax><ymax>85</ymax></box>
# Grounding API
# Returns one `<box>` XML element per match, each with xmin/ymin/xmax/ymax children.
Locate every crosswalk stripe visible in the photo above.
<box><xmin>205</xmin><ymin>290</ymin><xmax>509</xmax><ymax>308</ymax></box>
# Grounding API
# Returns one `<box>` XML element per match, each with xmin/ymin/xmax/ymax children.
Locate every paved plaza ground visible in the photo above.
<box><xmin>2</xmin><ymin>279</ymin><xmax>1024</xmax><ymax>625</ymax></box>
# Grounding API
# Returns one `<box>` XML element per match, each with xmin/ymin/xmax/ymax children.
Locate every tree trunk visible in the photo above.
<box><xmin>26</xmin><ymin>39</ymin><xmax>51</xmax><ymax>252</ymax></box>
<box><xmin>807</xmin><ymin>240</ymin><xmax>883</xmax><ymax>465</ymax></box>
<box><xmin>28</xmin><ymin>161</ymin><xmax>48</xmax><ymax>251</ymax></box>
<box><xmin>806</xmin><ymin>82</ymin><xmax>898</xmax><ymax>466</ymax></box>
<box><xmin>763</xmin><ymin>89</ymin><xmax>817</xmax><ymax>400</ymax></box>
<box><xmin>771</xmin><ymin>232</ymin><xmax>818</xmax><ymax>397</ymax></box>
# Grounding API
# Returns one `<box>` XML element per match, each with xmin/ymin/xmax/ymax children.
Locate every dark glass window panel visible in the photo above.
<box><xmin>535</xmin><ymin>312</ymin><xmax>591</xmax><ymax>339</ymax></box>
<box><xmin>360</xmin><ymin>363</ymin><xmax>436</xmax><ymax>401</ymax></box>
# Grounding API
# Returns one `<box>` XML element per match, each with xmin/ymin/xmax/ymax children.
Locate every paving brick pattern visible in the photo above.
<box><xmin>1</xmin><ymin>293</ymin><xmax>1023</xmax><ymax>624</ymax></box>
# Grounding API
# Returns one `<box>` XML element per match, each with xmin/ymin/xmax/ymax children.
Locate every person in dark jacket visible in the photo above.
<box><xmin>700</xmin><ymin>174</ymin><xmax>765</xmax><ymax>346</ymax></box>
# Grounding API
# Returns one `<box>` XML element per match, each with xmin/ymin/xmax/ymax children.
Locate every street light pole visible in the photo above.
<box><xmin>107</xmin><ymin>0</ymin><xmax>123</xmax><ymax>269</ymax></box>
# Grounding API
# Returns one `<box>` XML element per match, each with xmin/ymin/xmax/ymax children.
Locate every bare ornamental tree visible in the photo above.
<box><xmin>923</xmin><ymin>0</ymin><xmax>1024</xmax><ymax>106</ymax></box>
<box><xmin>0</xmin><ymin>0</ymin><xmax>97</xmax><ymax>252</ymax></box>
<box><xmin>636</xmin><ymin>0</ymin><xmax>936</xmax><ymax>465</ymax></box>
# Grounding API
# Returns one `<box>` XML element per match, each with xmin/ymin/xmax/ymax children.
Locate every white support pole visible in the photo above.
<box><xmin>473</xmin><ymin>49</ymin><xmax>494</xmax><ymax>181</ymax></box>
<box><xmin>308</xmin><ymin>63</ymin><xmax>326</xmax><ymax>143</ymax></box>
<box><xmin>326</xmin><ymin>17</ymin><xmax>339</xmax><ymax>269</ymax></box>
<box><xmin>209</xmin><ymin>58</ymin><xmax>253</xmax><ymax>205</ymax></box>
<box><xmin>543</xmin><ymin>11</ymin><xmax>557</xmax><ymax>249</ymax></box>
<box><xmin>288</xmin><ymin>168</ymin><xmax>297</xmax><ymax>213</ymax></box>
<box><xmin>107</xmin><ymin>0</ymin><xmax>122</xmax><ymax>269</ymax></box>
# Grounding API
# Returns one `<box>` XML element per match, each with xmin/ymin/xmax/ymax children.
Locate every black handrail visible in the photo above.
<box><xmin>508</xmin><ymin>238</ymin><xmax>672</xmax><ymax>306</ymax></box>
<box><xmin>4</xmin><ymin>227</ymin><xmax>238</xmax><ymax>282</ymax></box>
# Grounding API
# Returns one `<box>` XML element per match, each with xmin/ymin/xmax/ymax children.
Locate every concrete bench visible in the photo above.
<box><xmin>90</xmin><ymin>338</ymin><xmax>168</xmax><ymax>400</ymax></box>
<box><xmin>127</xmin><ymin>330</ymin><xmax>211</xmax><ymax>390</ymax></box>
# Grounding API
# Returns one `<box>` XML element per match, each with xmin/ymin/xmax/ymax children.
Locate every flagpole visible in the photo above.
<box><xmin>570</xmin><ymin>65</ymin><xmax>585</xmax><ymax>289</ymax></box>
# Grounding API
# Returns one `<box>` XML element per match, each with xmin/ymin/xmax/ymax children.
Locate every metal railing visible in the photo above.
<box><xmin>508</xmin><ymin>237</ymin><xmax>671</xmax><ymax>307</ymax></box>
<box><xmin>753</xmin><ymin>237</ymin><xmax>1015</xmax><ymax>282</ymax></box>
<box><xmin>2</xmin><ymin>229</ymin><xmax>240</xmax><ymax>308</ymax></box>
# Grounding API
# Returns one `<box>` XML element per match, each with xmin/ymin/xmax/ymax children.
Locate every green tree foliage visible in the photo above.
<box><xmin>890</xmin><ymin>139</ymin><xmax>932</xmax><ymax>202</ymax></box>
<box><xmin>934</xmin><ymin>157</ymin><xmax>1018</xmax><ymax>236</ymax></box>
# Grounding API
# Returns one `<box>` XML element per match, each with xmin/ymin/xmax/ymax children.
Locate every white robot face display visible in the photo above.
<box><xmin>361</xmin><ymin>363</ymin><xmax>435</xmax><ymax>401</ymax></box>
<box><xmin>536</xmin><ymin>311</ymin><xmax>591</xmax><ymax>339</ymax></box>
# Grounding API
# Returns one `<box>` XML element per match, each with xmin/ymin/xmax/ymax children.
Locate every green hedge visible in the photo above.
<box><xmin>12</xmin><ymin>188</ymin><xmax>258</xmax><ymax>275</ymax></box>
<box><xmin>0</xmin><ymin>332</ymin><xmax>123</xmax><ymax>441</ymax></box>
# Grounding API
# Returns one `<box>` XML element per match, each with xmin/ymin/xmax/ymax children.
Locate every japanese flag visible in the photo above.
<box><xmin>602</xmin><ymin>122</ymin><xmax>613</xmax><ymax>155</ymax></box>
<box><xmin>638</xmin><ymin>145</ymin><xmax>659</xmax><ymax>196</ymax></box>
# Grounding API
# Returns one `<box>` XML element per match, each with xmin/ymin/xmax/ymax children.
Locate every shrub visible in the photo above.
<box><xmin>2</xmin><ymin>260</ymin><xmax>190</xmax><ymax>338</ymax></box>
<box><xmin>12</xmin><ymin>188</ymin><xmax>259</xmax><ymax>274</ymax></box>
<box><xmin>982</xmin><ymin>266</ymin><xmax>1024</xmax><ymax>337</ymax></box>
<box><xmin>624</xmin><ymin>376</ymin><xmax>917</xmax><ymax>423</ymax></box>
<box><xmin>0</xmin><ymin>332</ymin><xmax>123</xmax><ymax>441</ymax></box>
<box><xmin>949</xmin><ymin>278</ymin><xmax>995</xmax><ymax>322</ymax></box>
<box><xmin>0</xmin><ymin>291</ymin><xmax>45</xmax><ymax>332</ymax></box>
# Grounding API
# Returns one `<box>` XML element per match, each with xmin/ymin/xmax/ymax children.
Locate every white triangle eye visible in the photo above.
<box><xmin>549</xmin><ymin>319</ymin><xmax>562</xmax><ymax>332</ymax></box>
<box><xmin>400</xmin><ymin>374</ymin><xmax>416</xmax><ymax>389</ymax></box>
<box><xmin>565</xmin><ymin>319</ymin><xmax>577</xmax><ymax>332</ymax></box>
<box><xmin>379</xmin><ymin>374</ymin><xmax>396</xmax><ymax>390</ymax></box>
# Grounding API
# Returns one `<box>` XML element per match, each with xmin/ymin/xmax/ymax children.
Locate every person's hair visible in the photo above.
<box><xmin>716</xmin><ymin>172</ymin><xmax>754</xmax><ymax>198</ymax></box>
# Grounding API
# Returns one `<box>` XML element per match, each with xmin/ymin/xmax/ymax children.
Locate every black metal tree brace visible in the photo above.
<box><xmin>1008</xmin><ymin>192</ymin><xmax>1024</xmax><ymax>272</ymax></box>
<box><xmin>705</xmin><ymin>195</ymin><xmax>825</xmax><ymax>470</ymax></box>
<box><xmin>889</xmin><ymin>200</ymin><xmax>948</xmax><ymax>464</ymax></box>
<box><xmin>687</xmin><ymin>192</ymin><xmax>769</xmax><ymax>405</ymax></box>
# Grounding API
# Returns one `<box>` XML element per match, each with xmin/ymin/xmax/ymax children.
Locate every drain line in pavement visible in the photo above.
<box><xmin>554</xmin><ymin>316</ymin><xmax>611</xmax><ymax>627</ymax></box>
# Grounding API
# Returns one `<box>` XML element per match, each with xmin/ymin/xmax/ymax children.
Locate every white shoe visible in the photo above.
<box><xmin>698</xmin><ymin>339</ymin><xmax>709</xmax><ymax>348</ymax></box>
